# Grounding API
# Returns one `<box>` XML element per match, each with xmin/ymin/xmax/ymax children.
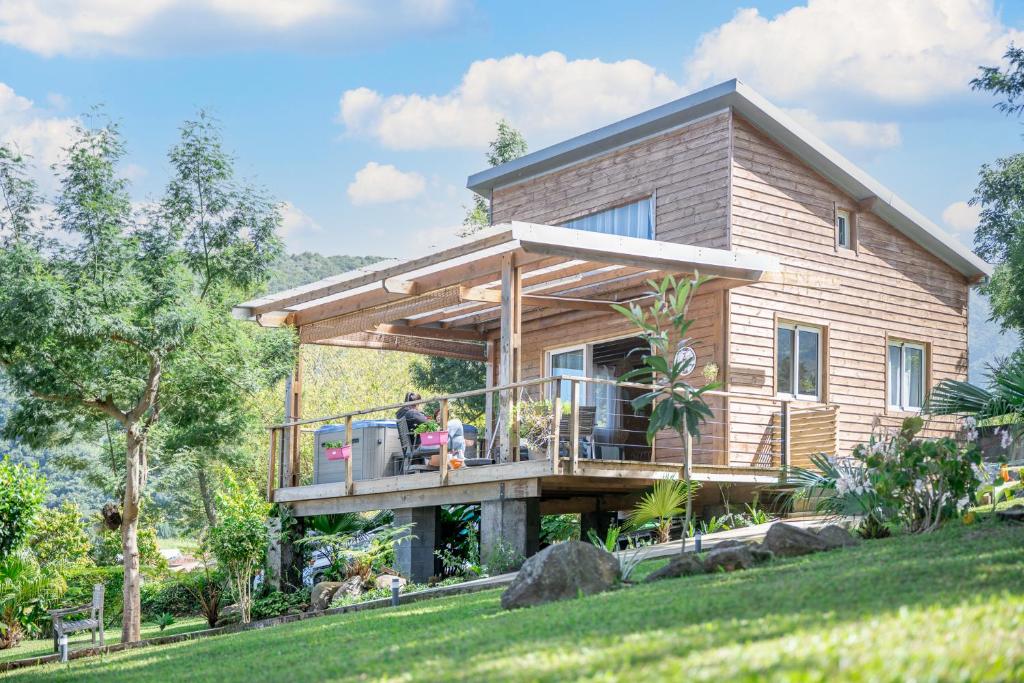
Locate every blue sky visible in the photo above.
<box><xmin>0</xmin><ymin>0</ymin><xmax>1022</xmax><ymax>261</ymax></box>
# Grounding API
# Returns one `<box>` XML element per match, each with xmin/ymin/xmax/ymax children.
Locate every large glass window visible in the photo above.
<box><xmin>776</xmin><ymin>323</ymin><xmax>821</xmax><ymax>401</ymax></box>
<box><xmin>562</xmin><ymin>197</ymin><xmax>654</xmax><ymax>239</ymax></box>
<box><xmin>888</xmin><ymin>341</ymin><xmax>926</xmax><ymax>411</ymax></box>
<box><xmin>550</xmin><ymin>347</ymin><xmax>585</xmax><ymax>404</ymax></box>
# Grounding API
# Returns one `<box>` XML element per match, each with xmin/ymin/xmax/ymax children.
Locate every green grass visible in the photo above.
<box><xmin>0</xmin><ymin>616</ymin><xmax>209</xmax><ymax>665</ymax></box>
<box><xmin>9</xmin><ymin>517</ymin><xmax>1024</xmax><ymax>682</ymax></box>
<box><xmin>155</xmin><ymin>536</ymin><xmax>200</xmax><ymax>554</ymax></box>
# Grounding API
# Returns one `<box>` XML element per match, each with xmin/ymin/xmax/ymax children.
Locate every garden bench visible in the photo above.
<box><xmin>49</xmin><ymin>583</ymin><xmax>105</xmax><ymax>654</ymax></box>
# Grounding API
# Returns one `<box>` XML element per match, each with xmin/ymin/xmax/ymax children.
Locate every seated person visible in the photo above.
<box><xmin>396</xmin><ymin>392</ymin><xmax>431</xmax><ymax>439</ymax></box>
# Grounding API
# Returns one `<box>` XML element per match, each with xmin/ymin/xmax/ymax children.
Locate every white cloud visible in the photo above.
<box><xmin>279</xmin><ymin>201</ymin><xmax>322</xmax><ymax>237</ymax></box>
<box><xmin>0</xmin><ymin>82</ymin><xmax>77</xmax><ymax>189</ymax></box>
<box><xmin>685</xmin><ymin>0</ymin><xmax>1024</xmax><ymax>103</ymax></box>
<box><xmin>346</xmin><ymin>162</ymin><xmax>426</xmax><ymax>206</ymax></box>
<box><xmin>338</xmin><ymin>51</ymin><xmax>683</xmax><ymax>150</ymax></box>
<box><xmin>786</xmin><ymin>108</ymin><xmax>901</xmax><ymax>150</ymax></box>
<box><xmin>0</xmin><ymin>0</ymin><xmax>464</xmax><ymax>56</ymax></box>
<box><xmin>942</xmin><ymin>200</ymin><xmax>982</xmax><ymax>236</ymax></box>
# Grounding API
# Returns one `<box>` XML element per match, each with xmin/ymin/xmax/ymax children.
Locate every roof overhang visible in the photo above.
<box><xmin>467</xmin><ymin>79</ymin><xmax>991</xmax><ymax>281</ymax></box>
<box><xmin>234</xmin><ymin>222</ymin><xmax>780</xmax><ymax>358</ymax></box>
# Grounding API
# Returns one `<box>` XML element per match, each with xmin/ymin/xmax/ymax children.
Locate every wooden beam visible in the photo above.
<box><xmin>374</xmin><ymin>324</ymin><xmax>485</xmax><ymax>342</ymax></box>
<box><xmin>459</xmin><ymin>285</ymin><xmax>502</xmax><ymax>304</ymax></box>
<box><xmin>498</xmin><ymin>254</ymin><xmax>514</xmax><ymax>464</ymax></box>
<box><xmin>287</xmin><ymin>479</ymin><xmax>542</xmax><ymax>516</ymax></box>
<box><xmin>316</xmin><ymin>333</ymin><xmax>486</xmax><ymax>362</ymax></box>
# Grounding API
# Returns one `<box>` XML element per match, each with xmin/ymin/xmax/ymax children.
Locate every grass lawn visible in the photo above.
<box><xmin>0</xmin><ymin>617</ymin><xmax>209</xmax><ymax>665</ymax></box>
<box><xmin>10</xmin><ymin>514</ymin><xmax>1024</xmax><ymax>682</ymax></box>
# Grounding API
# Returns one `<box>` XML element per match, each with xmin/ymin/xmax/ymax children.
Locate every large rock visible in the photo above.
<box><xmin>644</xmin><ymin>553</ymin><xmax>706</xmax><ymax>583</ymax></box>
<box><xmin>703</xmin><ymin>545</ymin><xmax>755</xmax><ymax>572</ymax></box>
<box><xmin>996</xmin><ymin>505</ymin><xmax>1024</xmax><ymax>524</ymax></box>
<box><xmin>310</xmin><ymin>576</ymin><xmax>364</xmax><ymax>611</ymax></box>
<box><xmin>816</xmin><ymin>524</ymin><xmax>861</xmax><ymax>549</ymax></box>
<box><xmin>501</xmin><ymin>541</ymin><xmax>620</xmax><ymax>610</ymax></box>
<box><xmin>375</xmin><ymin>574</ymin><xmax>408</xmax><ymax>591</ymax></box>
<box><xmin>763</xmin><ymin>522</ymin><xmax>832</xmax><ymax>557</ymax></box>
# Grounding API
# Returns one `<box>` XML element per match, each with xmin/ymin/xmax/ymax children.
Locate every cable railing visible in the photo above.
<box><xmin>265</xmin><ymin>375</ymin><xmax>839</xmax><ymax>501</ymax></box>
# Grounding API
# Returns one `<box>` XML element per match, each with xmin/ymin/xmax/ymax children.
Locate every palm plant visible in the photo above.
<box><xmin>0</xmin><ymin>552</ymin><xmax>66</xmax><ymax>649</ymax></box>
<box><xmin>613</xmin><ymin>274</ymin><xmax>719</xmax><ymax>546</ymax></box>
<box><xmin>625</xmin><ymin>478</ymin><xmax>701</xmax><ymax>544</ymax></box>
<box><xmin>925</xmin><ymin>355</ymin><xmax>1024</xmax><ymax>440</ymax></box>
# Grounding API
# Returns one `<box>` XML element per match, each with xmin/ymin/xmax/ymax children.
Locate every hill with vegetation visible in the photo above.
<box><xmin>265</xmin><ymin>252</ymin><xmax>385</xmax><ymax>294</ymax></box>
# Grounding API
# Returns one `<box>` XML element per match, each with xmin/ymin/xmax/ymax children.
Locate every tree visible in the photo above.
<box><xmin>0</xmin><ymin>457</ymin><xmax>46</xmax><ymax>559</ymax></box>
<box><xmin>410</xmin><ymin>356</ymin><xmax>487</xmax><ymax>425</ymax></box>
<box><xmin>0</xmin><ymin>113</ymin><xmax>291</xmax><ymax>642</ymax></box>
<box><xmin>970</xmin><ymin>45</ymin><xmax>1024</xmax><ymax>333</ymax></box>
<box><xmin>28</xmin><ymin>501</ymin><xmax>93</xmax><ymax>569</ymax></box>
<box><xmin>613</xmin><ymin>275</ymin><xmax>719</xmax><ymax>547</ymax></box>
<box><xmin>205</xmin><ymin>478</ymin><xmax>269</xmax><ymax>624</ymax></box>
<box><xmin>460</xmin><ymin>119</ymin><xmax>527</xmax><ymax>235</ymax></box>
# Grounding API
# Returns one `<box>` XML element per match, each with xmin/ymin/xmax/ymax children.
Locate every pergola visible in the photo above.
<box><xmin>234</xmin><ymin>222</ymin><xmax>782</xmax><ymax>461</ymax></box>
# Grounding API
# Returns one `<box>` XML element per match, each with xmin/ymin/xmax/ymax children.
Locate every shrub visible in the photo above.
<box><xmin>29</xmin><ymin>501</ymin><xmax>93</xmax><ymax>569</ymax></box>
<box><xmin>0</xmin><ymin>456</ymin><xmax>46</xmax><ymax>559</ymax></box>
<box><xmin>206</xmin><ymin>479</ymin><xmax>269</xmax><ymax>624</ymax></box>
<box><xmin>153</xmin><ymin>612</ymin><xmax>175</xmax><ymax>631</ymax></box>
<box><xmin>540</xmin><ymin>514</ymin><xmax>580</xmax><ymax>544</ymax></box>
<box><xmin>141</xmin><ymin>575</ymin><xmax>201</xmax><ymax>618</ymax></box>
<box><xmin>93</xmin><ymin>522</ymin><xmax>167</xmax><ymax>572</ymax></box>
<box><xmin>250</xmin><ymin>588</ymin><xmax>310</xmax><ymax>621</ymax></box>
<box><xmin>0</xmin><ymin>551</ymin><xmax>66</xmax><ymax>649</ymax></box>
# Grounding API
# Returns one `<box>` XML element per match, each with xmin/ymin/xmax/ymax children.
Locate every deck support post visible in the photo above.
<box><xmin>282</xmin><ymin>347</ymin><xmax>304</xmax><ymax>487</ymax></box>
<box><xmin>394</xmin><ymin>506</ymin><xmax>440</xmax><ymax>583</ymax></box>
<box><xmin>498</xmin><ymin>254</ymin><xmax>522</xmax><ymax>464</ymax></box>
<box><xmin>580</xmin><ymin>510</ymin><xmax>616</xmax><ymax>545</ymax></box>
<box><xmin>481</xmin><ymin>496</ymin><xmax>539</xmax><ymax>567</ymax></box>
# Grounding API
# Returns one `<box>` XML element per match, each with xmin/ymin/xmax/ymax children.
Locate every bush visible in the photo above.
<box><xmin>61</xmin><ymin>565</ymin><xmax>124</xmax><ymax>628</ymax></box>
<box><xmin>141</xmin><ymin>575</ymin><xmax>201</xmax><ymax>618</ymax></box>
<box><xmin>206</xmin><ymin>479</ymin><xmax>269</xmax><ymax>624</ymax></box>
<box><xmin>29</xmin><ymin>501</ymin><xmax>93</xmax><ymax>569</ymax></box>
<box><xmin>250</xmin><ymin>588</ymin><xmax>310</xmax><ymax>621</ymax></box>
<box><xmin>0</xmin><ymin>551</ymin><xmax>66</xmax><ymax>649</ymax></box>
<box><xmin>93</xmin><ymin>522</ymin><xmax>167</xmax><ymax>572</ymax></box>
<box><xmin>0</xmin><ymin>456</ymin><xmax>46</xmax><ymax>559</ymax></box>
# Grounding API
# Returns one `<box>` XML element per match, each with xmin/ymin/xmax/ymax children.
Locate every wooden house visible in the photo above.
<box><xmin>235</xmin><ymin>79</ymin><xmax>989</xmax><ymax>581</ymax></box>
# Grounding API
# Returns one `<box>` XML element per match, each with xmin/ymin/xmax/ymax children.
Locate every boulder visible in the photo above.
<box><xmin>310</xmin><ymin>576</ymin><xmax>364</xmax><ymax>611</ymax></box>
<box><xmin>644</xmin><ymin>553</ymin><xmax>706</xmax><ymax>583</ymax></box>
<box><xmin>816</xmin><ymin>524</ymin><xmax>861</xmax><ymax>549</ymax></box>
<box><xmin>763</xmin><ymin>522</ymin><xmax>832</xmax><ymax>557</ymax></box>
<box><xmin>749</xmin><ymin>544</ymin><xmax>775</xmax><ymax>564</ymax></box>
<box><xmin>703</xmin><ymin>545</ymin><xmax>755</xmax><ymax>572</ymax></box>
<box><xmin>374</xmin><ymin>574</ymin><xmax>408</xmax><ymax>591</ymax></box>
<box><xmin>501</xmin><ymin>541</ymin><xmax>620</xmax><ymax>610</ymax></box>
<box><xmin>996</xmin><ymin>505</ymin><xmax>1024</xmax><ymax>524</ymax></box>
<box><xmin>707</xmin><ymin>539</ymin><xmax>746</xmax><ymax>551</ymax></box>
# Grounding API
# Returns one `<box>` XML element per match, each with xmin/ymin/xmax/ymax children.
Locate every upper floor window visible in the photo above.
<box><xmin>836</xmin><ymin>209</ymin><xmax>852</xmax><ymax>249</ymax></box>
<box><xmin>777</xmin><ymin>322</ymin><xmax>821</xmax><ymax>401</ymax></box>
<box><xmin>888</xmin><ymin>340</ymin><xmax>926</xmax><ymax>411</ymax></box>
<box><xmin>562</xmin><ymin>197</ymin><xmax>654</xmax><ymax>240</ymax></box>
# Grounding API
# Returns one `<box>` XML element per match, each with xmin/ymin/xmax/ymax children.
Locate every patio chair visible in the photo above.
<box><xmin>558</xmin><ymin>406</ymin><xmax>598</xmax><ymax>458</ymax></box>
<box><xmin>49</xmin><ymin>583</ymin><xmax>104</xmax><ymax>653</ymax></box>
<box><xmin>396</xmin><ymin>419</ymin><xmax>439</xmax><ymax>473</ymax></box>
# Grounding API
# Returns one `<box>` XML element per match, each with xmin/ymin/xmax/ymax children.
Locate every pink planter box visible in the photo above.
<box><xmin>326</xmin><ymin>445</ymin><xmax>351</xmax><ymax>461</ymax></box>
<box><xmin>418</xmin><ymin>430</ymin><xmax>447</xmax><ymax>447</ymax></box>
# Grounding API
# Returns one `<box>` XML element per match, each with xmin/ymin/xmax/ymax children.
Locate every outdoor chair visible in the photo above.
<box><xmin>49</xmin><ymin>583</ymin><xmax>104</xmax><ymax>653</ymax></box>
<box><xmin>396</xmin><ymin>419</ymin><xmax>439</xmax><ymax>473</ymax></box>
<box><xmin>558</xmin><ymin>406</ymin><xmax>598</xmax><ymax>458</ymax></box>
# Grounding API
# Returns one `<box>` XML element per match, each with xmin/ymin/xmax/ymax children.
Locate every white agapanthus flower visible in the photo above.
<box><xmin>1000</xmin><ymin>428</ymin><xmax>1013</xmax><ymax>450</ymax></box>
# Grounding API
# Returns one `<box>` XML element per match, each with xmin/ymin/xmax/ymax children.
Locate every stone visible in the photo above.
<box><xmin>703</xmin><ymin>545</ymin><xmax>755</xmax><ymax>572</ymax></box>
<box><xmin>644</xmin><ymin>553</ymin><xmax>706</xmax><ymax>583</ymax></box>
<box><xmin>500</xmin><ymin>541</ymin><xmax>620</xmax><ymax>610</ymax></box>
<box><xmin>375</xmin><ymin>574</ymin><xmax>408</xmax><ymax>591</ymax></box>
<box><xmin>996</xmin><ymin>505</ymin><xmax>1024</xmax><ymax>524</ymax></box>
<box><xmin>749</xmin><ymin>543</ymin><xmax>775</xmax><ymax>564</ymax></box>
<box><xmin>707</xmin><ymin>539</ymin><xmax>746</xmax><ymax>551</ymax></box>
<box><xmin>816</xmin><ymin>524</ymin><xmax>861</xmax><ymax>549</ymax></box>
<box><xmin>310</xmin><ymin>577</ymin><xmax>363</xmax><ymax>612</ymax></box>
<box><xmin>763</xmin><ymin>522</ymin><xmax>833</xmax><ymax>557</ymax></box>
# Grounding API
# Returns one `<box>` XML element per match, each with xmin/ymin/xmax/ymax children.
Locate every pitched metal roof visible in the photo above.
<box><xmin>467</xmin><ymin>79</ymin><xmax>991</xmax><ymax>280</ymax></box>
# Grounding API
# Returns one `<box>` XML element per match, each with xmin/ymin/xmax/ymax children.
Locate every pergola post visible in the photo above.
<box><xmin>281</xmin><ymin>345</ymin><xmax>303</xmax><ymax>487</ymax></box>
<box><xmin>498</xmin><ymin>254</ymin><xmax>522</xmax><ymax>463</ymax></box>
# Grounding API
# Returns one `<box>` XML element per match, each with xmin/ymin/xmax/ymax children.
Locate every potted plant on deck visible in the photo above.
<box><xmin>323</xmin><ymin>439</ymin><xmax>351</xmax><ymax>461</ymax></box>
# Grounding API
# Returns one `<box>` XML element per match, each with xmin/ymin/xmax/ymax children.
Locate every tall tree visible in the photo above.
<box><xmin>460</xmin><ymin>119</ymin><xmax>528</xmax><ymax>235</ymax></box>
<box><xmin>970</xmin><ymin>45</ymin><xmax>1024</xmax><ymax>333</ymax></box>
<box><xmin>0</xmin><ymin>114</ymin><xmax>292</xmax><ymax>642</ymax></box>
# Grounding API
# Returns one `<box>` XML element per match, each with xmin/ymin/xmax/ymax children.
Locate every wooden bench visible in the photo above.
<box><xmin>49</xmin><ymin>583</ymin><xmax>104</xmax><ymax>653</ymax></box>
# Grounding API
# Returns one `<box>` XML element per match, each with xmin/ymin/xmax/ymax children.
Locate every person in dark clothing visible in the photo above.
<box><xmin>396</xmin><ymin>392</ymin><xmax>430</xmax><ymax>436</ymax></box>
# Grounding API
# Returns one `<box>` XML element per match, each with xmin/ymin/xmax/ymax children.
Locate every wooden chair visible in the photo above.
<box><xmin>50</xmin><ymin>583</ymin><xmax>104</xmax><ymax>653</ymax></box>
<box><xmin>558</xmin><ymin>406</ymin><xmax>598</xmax><ymax>458</ymax></box>
<box><xmin>396</xmin><ymin>419</ymin><xmax>439</xmax><ymax>473</ymax></box>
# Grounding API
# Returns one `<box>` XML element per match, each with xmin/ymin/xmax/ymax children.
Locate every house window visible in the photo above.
<box><xmin>777</xmin><ymin>323</ymin><xmax>821</xmax><ymax>401</ymax></box>
<box><xmin>562</xmin><ymin>196</ymin><xmax>654</xmax><ymax>240</ymax></box>
<box><xmin>888</xmin><ymin>341</ymin><xmax>926</xmax><ymax>411</ymax></box>
<box><xmin>836</xmin><ymin>209</ymin><xmax>852</xmax><ymax>249</ymax></box>
<box><xmin>549</xmin><ymin>346</ymin><xmax>585</xmax><ymax>404</ymax></box>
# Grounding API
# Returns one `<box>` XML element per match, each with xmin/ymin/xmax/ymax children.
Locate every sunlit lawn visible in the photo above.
<box><xmin>10</xmin><ymin>513</ymin><xmax>1024</xmax><ymax>682</ymax></box>
<box><xmin>0</xmin><ymin>616</ymin><xmax>209</xmax><ymax>665</ymax></box>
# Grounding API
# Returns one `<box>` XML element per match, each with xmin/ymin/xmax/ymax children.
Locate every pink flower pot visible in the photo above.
<box><xmin>418</xmin><ymin>430</ymin><xmax>447</xmax><ymax>447</ymax></box>
<box><xmin>326</xmin><ymin>445</ymin><xmax>351</xmax><ymax>461</ymax></box>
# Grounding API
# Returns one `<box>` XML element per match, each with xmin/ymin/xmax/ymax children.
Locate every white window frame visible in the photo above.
<box><xmin>888</xmin><ymin>340</ymin><xmax>926</xmax><ymax>412</ymax></box>
<box><xmin>776</xmin><ymin>322</ymin><xmax>822</xmax><ymax>402</ymax></box>
<box><xmin>836</xmin><ymin>209</ymin><xmax>852</xmax><ymax>249</ymax></box>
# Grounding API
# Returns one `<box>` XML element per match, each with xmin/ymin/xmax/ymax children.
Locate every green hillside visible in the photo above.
<box><xmin>266</xmin><ymin>252</ymin><xmax>385</xmax><ymax>293</ymax></box>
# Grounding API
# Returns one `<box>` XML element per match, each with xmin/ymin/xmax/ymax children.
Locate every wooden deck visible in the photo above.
<box><xmin>272</xmin><ymin>457</ymin><xmax>781</xmax><ymax>516</ymax></box>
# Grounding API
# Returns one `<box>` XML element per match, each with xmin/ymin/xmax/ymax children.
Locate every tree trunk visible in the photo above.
<box><xmin>120</xmin><ymin>426</ymin><xmax>147</xmax><ymax>643</ymax></box>
<box><xmin>197</xmin><ymin>467</ymin><xmax>217</xmax><ymax>527</ymax></box>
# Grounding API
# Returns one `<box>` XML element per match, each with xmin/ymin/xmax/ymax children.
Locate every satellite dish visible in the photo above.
<box><xmin>674</xmin><ymin>341</ymin><xmax>697</xmax><ymax>376</ymax></box>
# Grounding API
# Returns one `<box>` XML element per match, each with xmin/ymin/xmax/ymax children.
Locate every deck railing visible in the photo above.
<box><xmin>265</xmin><ymin>376</ymin><xmax>839</xmax><ymax>501</ymax></box>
